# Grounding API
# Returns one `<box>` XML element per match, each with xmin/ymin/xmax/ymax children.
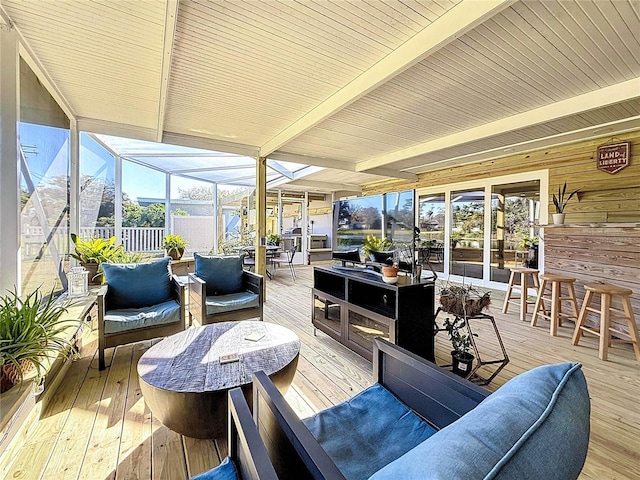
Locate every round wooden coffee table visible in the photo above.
<box><xmin>137</xmin><ymin>321</ymin><xmax>300</xmax><ymax>438</ymax></box>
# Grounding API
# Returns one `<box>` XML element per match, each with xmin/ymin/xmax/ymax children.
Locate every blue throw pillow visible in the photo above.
<box><xmin>102</xmin><ymin>257</ymin><xmax>172</xmax><ymax>310</ymax></box>
<box><xmin>190</xmin><ymin>456</ymin><xmax>238</xmax><ymax>479</ymax></box>
<box><xmin>369</xmin><ymin>363</ymin><xmax>590</xmax><ymax>480</ymax></box>
<box><xmin>194</xmin><ymin>253</ymin><xmax>244</xmax><ymax>295</ymax></box>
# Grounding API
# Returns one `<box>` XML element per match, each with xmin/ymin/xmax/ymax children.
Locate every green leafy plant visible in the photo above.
<box><xmin>0</xmin><ymin>288</ymin><xmax>78</xmax><ymax>392</ymax></box>
<box><xmin>552</xmin><ymin>182</ymin><xmax>580</xmax><ymax>214</ymax></box>
<box><xmin>518</xmin><ymin>234</ymin><xmax>538</xmax><ymax>250</ymax></box>
<box><xmin>266</xmin><ymin>233</ymin><xmax>282</xmax><ymax>245</ymax></box>
<box><xmin>70</xmin><ymin>234</ymin><xmax>126</xmax><ymax>264</ymax></box>
<box><xmin>162</xmin><ymin>234</ymin><xmax>188</xmax><ymax>251</ymax></box>
<box><xmin>361</xmin><ymin>235</ymin><xmax>393</xmax><ymax>257</ymax></box>
<box><xmin>442</xmin><ymin>317</ymin><xmax>476</xmax><ymax>356</ymax></box>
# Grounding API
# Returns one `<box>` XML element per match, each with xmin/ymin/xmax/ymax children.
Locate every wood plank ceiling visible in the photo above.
<box><xmin>1</xmin><ymin>0</ymin><xmax>639</xmax><ymax>192</ymax></box>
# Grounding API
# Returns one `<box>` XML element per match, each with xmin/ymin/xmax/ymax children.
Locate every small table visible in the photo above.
<box><xmin>137</xmin><ymin>321</ymin><xmax>300</xmax><ymax>438</ymax></box>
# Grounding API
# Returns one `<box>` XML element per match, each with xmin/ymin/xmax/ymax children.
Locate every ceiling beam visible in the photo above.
<box><xmin>365</xmin><ymin>167</ymin><xmax>417</xmax><ymax>181</ymax></box>
<box><xmin>162</xmin><ymin>131</ymin><xmax>259</xmax><ymax>157</ymax></box>
<box><xmin>408</xmin><ymin>116</ymin><xmax>640</xmax><ymax>174</ymax></box>
<box><xmin>156</xmin><ymin>0</ymin><xmax>179</xmax><ymax>143</ymax></box>
<box><xmin>356</xmin><ymin>78</ymin><xmax>640</xmax><ymax>172</ymax></box>
<box><xmin>267</xmin><ymin>151</ymin><xmax>357</xmax><ymax>171</ymax></box>
<box><xmin>258</xmin><ymin>0</ymin><xmax>514</xmax><ymax>157</ymax></box>
<box><xmin>269</xmin><ymin>179</ymin><xmax>361</xmax><ymax>194</ymax></box>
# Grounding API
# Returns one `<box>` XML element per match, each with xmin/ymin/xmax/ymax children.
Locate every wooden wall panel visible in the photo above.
<box><xmin>543</xmin><ymin>225</ymin><xmax>640</xmax><ymax>336</ymax></box>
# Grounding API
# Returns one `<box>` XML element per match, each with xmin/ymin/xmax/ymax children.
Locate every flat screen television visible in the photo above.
<box><xmin>332</xmin><ymin>190</ymin><xmax>415</xmax><ymax>273</ymax></box>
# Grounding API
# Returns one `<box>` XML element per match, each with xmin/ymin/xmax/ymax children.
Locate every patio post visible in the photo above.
<box><xmin>0</xmin><ymin>24</ymin><xmax>20</xmax><ymax>295</ymax></box>
<box><xmin>256</xmin><ymin>156</ymin><xmax>267</xmax><ymax>300</ymax></box>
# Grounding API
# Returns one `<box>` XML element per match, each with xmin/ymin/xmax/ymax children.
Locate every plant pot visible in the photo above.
<box><xmin>552</xmin><ymin>213</ymin><xmax>565</xmax><ymax>225</ymax></box>
<box><xmin>166</xmin><ymin>247</ymin><xmax>185</xmax><ymax>261</ymax></box>
<box><xmin>451</xmin><ymin>351</ymin><xmax>474</xmax><ymax>377</ymax></box>
<box><xmin>81</xmin><ymin>262</ymin><xmax>102</xmax><ymax>285</ymax></box>
<box><xmin>0</xmin><ymin>361</ymin><xmax>33</xmax><ymax>393</ymax></box>
<box><xmin>381</xmin><ymin>265</ymin><xmax>399</xmax><ymax>284</ymax></box>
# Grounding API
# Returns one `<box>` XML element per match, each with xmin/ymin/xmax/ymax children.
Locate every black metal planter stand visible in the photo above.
<box><xmin>436</xmin><ymin>308</ymin><xmax>509</xmax><ymax>386</ymax></box>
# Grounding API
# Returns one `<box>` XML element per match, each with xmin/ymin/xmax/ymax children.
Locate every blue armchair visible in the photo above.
<box><xmin>98</xmin><ymin>257</ymin><xmax>186</xmax><ymax>370</ymax></box>
<box><xmin>189</xmin><ymin>253</ymin><xmax>263</xmax><ymax>325</ymax></box>
<box><xmin>252</xmin><ymin>338</ymin><xmax>591</xmax><ymax>480</ymax></box>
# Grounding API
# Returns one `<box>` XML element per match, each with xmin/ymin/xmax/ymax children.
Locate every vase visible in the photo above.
<box><xmin>552</xmin><ymin>213</ymin><xmax>565</xmax><ymax>225</ymax></box>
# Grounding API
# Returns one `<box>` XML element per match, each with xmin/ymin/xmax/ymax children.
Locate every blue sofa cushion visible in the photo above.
<box><xmin>195</xmin><ymin>253</ymin><xmax>244</xmax><ymax>296</ymax></box>
<box><xmin>205</xmin><ymin>291</ymin><xmax>260</xmax><ymax>315</ymax></box>
<box><xmin>102</xmin><ymin>257</ymin><xmax>172</xmax><ymax>309</ymax></box>
<box><xmin>303</xmin><ymin>383</ymin><xmax>437</xmax><ymax>480</ymax></box>
<box><xmin>370</xmin><ymin>362</ymin><xmax>590</xmax><ymax>480</ymax></box>
<box><xmin>104</xmin><ymin>299</ymin><xmax>181</xmax><ymax>334</ymax></box>
<box><xmin>190</xmin><ymin>456</ymin><xmax>238</xmax><ymax>480</ymax></box>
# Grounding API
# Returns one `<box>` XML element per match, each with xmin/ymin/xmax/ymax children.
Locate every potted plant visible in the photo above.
<box><xmin>0</xmin><ymin>288</ymin><xmax>77</xmax><ymax>393</ymax></box>
<box><xmin>552</xmin><ymin>182</ymin><xmax>580</xmax><ymax>225</ymax></box>
<box><xmin>266</xmin><ymin>233</ymin><xmax>282</xmax><ymax>247</ymax></box>
<box><xmin>442</xmin><ymin>316</ymin><xmax>476</xmax><ymax>377</ymax></box>
<box><xmin>70</xmin><ymin>234</ymin><xmax>127</xmax><ymax>284</ymax></box>
<box><xmin>362</xmin><ymin>235</ymin><xmax>394</xmax><ymax>263</ymax></box>
<box><xmin>517</xmin><ymin>234</ymin><xmax>539</xmax><ymax>268</ymax></box>
<box><xmin>163</xmin><ymin>234</ymin><xmax>188</xmax><ymax>260</ymax></box>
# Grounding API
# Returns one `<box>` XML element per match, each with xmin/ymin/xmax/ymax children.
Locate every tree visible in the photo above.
<box><xmin>179</xmin><ymin>185</ymin><xmax>213</xmax><ymax>200</ymax></box>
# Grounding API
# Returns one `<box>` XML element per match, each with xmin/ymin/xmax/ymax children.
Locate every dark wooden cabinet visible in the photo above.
<box><xmin>312</xmin><ymin>265</ymin><xmax>435</xmax><ymax>362</ymax></box>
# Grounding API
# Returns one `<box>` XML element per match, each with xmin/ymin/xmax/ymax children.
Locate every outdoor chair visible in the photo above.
<box><xmin>98</xmin><ymin>257</ymin><xmax>186</xmax><ymax>371</ymax></box>
<box><xmin>189</xmin><ymin>253</ymin><xmax>263</xmax><ymax>325</ymax></box>
<box><xmin>270</xmin><ymin>245</ymin><xmax>296</xmax><ymax>280</ymax></box>
<box><xmin>190</xmin><ymin>387</ymin><xmax>278</xmax><ymax>480</ymax></box>
<box><xmin>251</xmin><ymin>338</ymin><xmax>590</xmax><ymax>480</ymax></box>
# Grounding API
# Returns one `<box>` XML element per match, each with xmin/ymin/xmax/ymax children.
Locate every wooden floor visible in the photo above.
<box><xmin>1</xmin><ymin>265</ymin><xmax>639</xmax><ymax>479</ymax></box>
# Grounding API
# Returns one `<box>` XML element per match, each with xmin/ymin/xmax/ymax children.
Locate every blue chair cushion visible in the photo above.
<box><xmin>195</xmin><ymin>253</ymin><xmax>244</xmax><ymax>296</ymax></box>
<box><xmin>303</xmin><ymin>383</ymin><xmax>437</xmax><ymax>480</ymax></box>
<box><xmin>190</xmin><ymin>456</ymin><xmax>238</xmax><ymax>480</ymax></box>
<box><xmin>102</xmin><ymin>257</ymin><xmax>172</xmax><ymax>309</ymax></box>
<box><xmin>104</xmin><ymin>299</ymin><xmax>181</xmax><ymax>334</ymax></box>
<box><xmin>205</xmin><ymin>292</ymin><xmax>260</xmax><ymax>316</ymax></box>
<box><xmin>370</xmin><ymin>362</ymin><xmax>590</xmax><ymax>480</ymax></box>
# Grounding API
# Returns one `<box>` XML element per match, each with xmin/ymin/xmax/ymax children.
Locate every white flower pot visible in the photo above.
<box><xmin>553</xmin><ymin>213</ymin><xmax>565</xmax><ymax>225</ymax></box>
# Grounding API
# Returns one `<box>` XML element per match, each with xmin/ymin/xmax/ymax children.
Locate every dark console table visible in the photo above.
<box><xmin>312</xmin><ymin>265</ymin><xmax>435</xmax><ymax>362</ymax></box>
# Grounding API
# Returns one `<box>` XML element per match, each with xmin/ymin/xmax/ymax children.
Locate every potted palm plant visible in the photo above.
<box><xmin>162</xmin><ymin>234</ymin><xmax>188</xmax><ymax>260</ymax></box>
<box><xmin>70</xmin><ymin>234</ymin><xmax>126</xmax><ymax>284</ymax></box>
<box><xmin>552</xmin><ymin>182</ymin><xmax>580</xmax><ymax>225</ymax></box>
<box><xmin>0</xmin><ymin>288</ymin><xmax>76</xmax><ymax>393</ymax></box>
<box><xmin>442</xmin><ymin>317</ymin><xmax>476</xmax><ymax>377</ymax></box>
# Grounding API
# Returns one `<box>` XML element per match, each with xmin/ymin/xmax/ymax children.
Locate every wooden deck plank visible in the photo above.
<box><xmin>114</xmin><ymin>342</ymin><xmax>153</xmax><ymax>480</ymax></box>
<box><xmin>1</xmin><ymin>265</ymin><xmax>638</xmax><ymax>479</ymax></box>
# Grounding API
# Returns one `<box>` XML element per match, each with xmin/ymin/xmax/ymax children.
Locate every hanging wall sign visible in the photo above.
<box><xmin>597</xmin><ymin>141</ymin><xmax>630</xmax><ymax>174</ymax></box>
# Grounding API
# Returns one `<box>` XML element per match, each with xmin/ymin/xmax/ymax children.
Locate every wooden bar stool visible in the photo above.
<box><xmin>532</xmin><ymin>273</ymin><xmax>579</xmax><ymax>336</ymax></box>
<box><xmin>572</xmin><ymin>283</ymin><xmax>640</xmax><ymax>361</ymax></box>
<box><xmin>502</xmin><ymin>267</ymin><xmax>540</xmax><ymax>322</ymax></box>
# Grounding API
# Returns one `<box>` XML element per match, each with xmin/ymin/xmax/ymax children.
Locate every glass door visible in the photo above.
<box><xmin>490</xmin><ymin>181</ymin><xmax>540</xmax><ymax>283</ymax></box>
<box><xmin>450</xmin><ymin>189</ymin><xmax>484</xmax><ymax>279</ymax></box>
<box><xmin>417</xmin><ymin>193</ymin><xmax>446</xmax><ymax>274</ymax></box>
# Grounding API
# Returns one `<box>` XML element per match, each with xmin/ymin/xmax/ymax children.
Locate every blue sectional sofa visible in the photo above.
<box><xmin>252</xmin><ymin>338</ymin><xmax>591</xmax><ymax>480</ymax></box>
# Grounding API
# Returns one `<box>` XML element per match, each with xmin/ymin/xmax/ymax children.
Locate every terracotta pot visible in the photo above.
<box><xmin>381</xmin><ymin>265</ymin><xmax>399</xmax><ymax>284</ymax></box>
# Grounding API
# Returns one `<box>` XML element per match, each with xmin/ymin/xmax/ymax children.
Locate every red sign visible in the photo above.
<box><xmin>597</xmin><ymin>142</ymin><xmax>630</xmax><ymax>174</ymax></box>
